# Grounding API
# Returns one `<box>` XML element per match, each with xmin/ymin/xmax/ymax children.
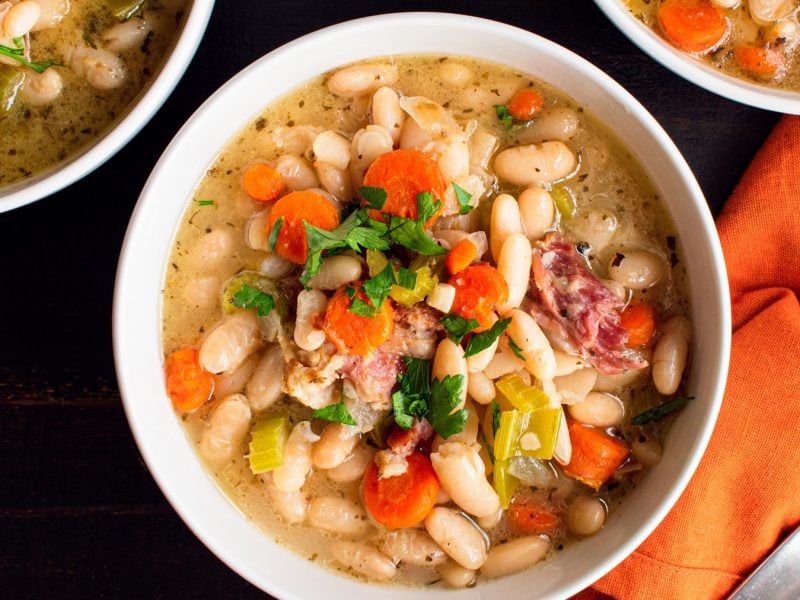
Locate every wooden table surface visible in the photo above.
<box><xmin>0</xmin><ymin>1</ymin><xmax>780</xmax><ymax>597</ymax></box>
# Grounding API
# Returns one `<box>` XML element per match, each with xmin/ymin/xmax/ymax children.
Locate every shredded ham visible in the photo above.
<box><xmin>376</xmin><ymin>418</ymin><xmax>435</xmax><ymax>478</ymax></box>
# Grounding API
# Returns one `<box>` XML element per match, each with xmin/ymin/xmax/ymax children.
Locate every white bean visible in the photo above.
<box><xmin>315</xmin><ymin>160</ymin><xmax>353</xmax><ymax>201</ymax></box>
<box><xmin>711</xmin><ymin>0</ymin><xmax>740</xmax><ymax>7</ymax></box>
<box><xmin>496</xmin><ymin>234</ymin><xmax>532</xmax><ymax>315</ymax></box>
<box><xmin>311</xmin><ymin>422</ymin><xmax>360</xmax><ymax>469</ymax></box>
<box><xmin>294</xmin><ymin>289</ymin><xmax>327</xmax><ymax>352</ymax></box>
<box><xmin>425</xmin><ymin>508</ymin><xmax>488</xmax><ymax>570</ymax></box>
<box><xmin>568</xmin><ymin>391</ymin><xmax>624</xmax><ymax>427</ymax></box>
<box><xmin>327</xmin><ymin>63</ymin><xmax>398</xmax><ymax>97</ymax></box>
<box><xmin>245</xmin><ymin>210</ymin><xmax>270</xmax><ymax>251</ymax></box>
<box><xmin>426</xmin><ymin>283</ymin><xmax>455</xmax><ymax>314</ymax></box>
<box><xmin>602</xmin><ymin>278</ymin><xmax>628</xmax><ymax>302</ymax></box>
<box><xmin>481</xmin><ymin>536</ymin><xmax>550</xmax><ymax>578</ymax></box>
<box><xmin>768</xmin><ymin>18</ymin><xmax>800</xmax><ymax>45</ymax></box>
<box><xmin>274</xmin><ymin>154</ymin><xmax>319</xmax><ymax>191</ymax></box>
<box><xmin>554</xmin><ymin>367</ymin><xmax>597</xmax><ymax>404</ymax></box>
<box><xmin>245</xmin><ymin>345</ymin><xmax>284</xmax><ymax>411</ymax></box>
<box><xmin>262</xmin><ymin>472</ymin><xmax>307</xmax><ymax>524</ymax></box>
<box><xmin>432</xmin><ymin>338</ymin><xmax>468</xmax><ymax>408</ymax></box>
<box><xmin>199</xmin><ymin>394</ymin><xmax>251</xmax><ymax>462</ymax></box>
<box><xmin>467</xmin><ymin>371</ymin><xmax>495</xmax><ymax>404</ymax></box>
<box><xmin>553</xmin><ymin>350</ymin><xmax>588</xmax><ymax>376</ymax></box>
<box><xmin>188</xmin><ymin>229</ymin><xmax>233</xmax><ymax>271</ymax></box>
<box><xmin>102</xmin><ymin>15</ymin><xmax>151</xmax><ymax>51</ymax></box>
<box><xmin>439</xmin><ymin>560</ymin><xmax>475</xmax><ymax>588</ymax></box>
<box><xmin>567</xmin><ymin>497</ymin><xmax>606</xmax><ymax>536</ymax></box>
<box><xmin>31</xmin><ymin>0</ymin><xmax>69</xmax><ymax>31</ymax></box>
<box><xmin>70</xmin><ymin>46</ymin><xmax>126</xmax><ymax>90</ymax></box>
<box><xmin>490</xmin><ymin>194</ymin><xmax>522</xmax><ymax>261</ymax></box>
<box><xmin>379</xmin><ymin>529</ymin><xmax>447</xmax><ymax>566</ymax></box>
<box><xmin>652</xmin><ymin>316</ymin><xmax>691</xmax><ymax>395</ymax></box>
<box><xmin>307</xmin><ymin>255</ymin><xmax>361</xmax><ymax>290</ymax></box>
<box><xmin>272</xmin><ymin>125</ymin><xmax>321</xmax><ymax>159</ymax></box>
<box><xmin>399</xmin><ymin>117</ymin><xmax>432</xmax><ymax>149</ymax></box>
<box><xmin>439</xmin><ymin>62</ymin><xmax>472</xmax><ymax>86</ymax></box>
<box><xmin>607</xmin><ymin>250</ymin><xmax>666</xmax><ymax>290</ymax></box>
<box><xmin>334</xmin><ymin>541</ymin><xmax>396</xmax><ymax>581</ymax></box>
<box><xmin>432</xmin><ymin>401</ymin><xmax>479</xmax><ymax>450</ymax></box>
<box><xmin>272</xmin><ymin>421</ymin><xmax>319</xmax><ymax>492</ymax></box>
<box><xmin>519</xmin><ymin>187</ymin><xmax>554</xmax><ymax>241</ymax></box>
<box><xmin>570</xmin><ymin>210</ymin><xmax>618</xmax><ymax>253</ymax></box>
<box><xmin>326</xmin><ymin>444</ymin><xmax>376</xmax><ymax>483</ymax></box>
<box><xmin>632</xmin><ymin>434</ymin><xmax>663</xmax><ymax>467</ymax></box>
<box><xmin>508</xmin><ymin>309</ymin><xmax>557</xmax><ymax>382</ymax></box>
<box><xmin>431</xmin><ymin>442</ymin><xmax>500</xmax><ymax>518</ymax></box>
<box><xmin>199</xmin><ymin>310</ymin><xmax>261</xmax><ymax>374</ymax></box>
<box><xmin>593</xmin><ymin>364</ymin><xmax>649</xmax><ymax>391</ymax></box>
<box><xmin>523</xmin><ymin>107</ymin><xmax>580</xmax><ymax>143</ymax></box>
<box><xmin>476</xmin><ymin>508</ymin><xmax>503</xmax><ymax>530</ymax></box>
<box><xmin>213</xmin><ymin>350</ymin><xmax>259</xmax><ymax>399</ymax></box>
<box><xmin>370</xmin><ymin>86</ymin><xmax>404</xmax><ymax>145</ymax></box>
<box><xmin>350</xmin><ymin>124</ymin><xmax>393</xmax><ymax>187</ymax></box>
<box><xmin>20</xmin><ymin>68</ymin><xmax>62</xmax><ymax>105</ymax></box>
<box><xmin>484</xmin><ymin>348</ymin><xmax>525</xmax><ymax>380</ymax></box>
<box><xmin>308</xmin><ymin>496</ymin><xmax>371</xmax><ymax>537</ymax></box>
<box><xmin>312</xmin><ymin>131</ymin><xmax>351</xmax><ymax>170</ymax></box>
<box><xmin>749</xmin><ymin>0</ymin><xmax>794</xmax><ymax>25</ymax></box>
<box><xmin>3</xmin><ymin>0</ymin><xmax>39</xmax><ymax>37</ymax></box>
<box><xmin>494</xmin><ymin>141</ymin><xmax>577</xmax><ymax>187</ymax></box>
<box><xmin>259</xmin><ymin>254</ymin><xmax>294</xmax><ymax>279</ymax></box>
<box><xmin>182</xmin><ymin>275</ymin><xmax>219</xmax><ymax>309</ymax></box>
<box><xmin>438</xmin><ymin>136</ymin><xmax>470</xmax><ymax>182</ymax></box>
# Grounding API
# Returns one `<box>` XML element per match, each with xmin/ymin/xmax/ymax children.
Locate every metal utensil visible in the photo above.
<box><xmin>727</xmin><ymin>525</ymin><xmax>800</xmax><ymax>599</ymax></box>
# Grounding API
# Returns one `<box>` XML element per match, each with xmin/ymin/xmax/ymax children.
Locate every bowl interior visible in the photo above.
<box><xmin>114</xmin><ymin>13</ymin><xmax>730</xmax><ymax>600</ymax></box>
<box><xmin>0</xmin><ymin>0</ymin><xmax>216</xmax><ymax>213</ymax></box>
<box><xmin>594</xmin><ymin>0</ymin><xmax>800</xmax><ymax>114</ymax></box>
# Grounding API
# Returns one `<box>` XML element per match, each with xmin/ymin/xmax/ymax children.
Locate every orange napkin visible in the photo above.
<box><xmin>577</xmin><ymin>115</ymin><xmax>800</xmax><ymax>600</ymax></box>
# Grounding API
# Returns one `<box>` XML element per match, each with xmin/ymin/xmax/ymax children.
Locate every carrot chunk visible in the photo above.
<box><xmin>322</xmin><ymin>283</ymin><xmax>394</xmax><ymax>356</ymax></box>
<box><xmin>620</xmin><ymin>302</ymin><xmax>657</xmax><ymax>347</ymax></box>
<box><xmin>165</xmin><ymin>348</ymin><xmax>214</xmax><ymax>412</ymax></box>
<box><xmin>507</xmin><ymin>88</ymin><xmax>544</xmax><ymax>122</ymax></box>
<box><xmin>267</xmin><ymin>190</ymin><xmax>339</xmax><ymax>264</ymax></box>
<box><xmin>242</xmin><ymin>163</ymin><xmax>285</xmax><ymax>203</ymax></box>
<box><xmin>657</xmin><ymin>0</ymin><xmax>728</xmax><ymax>53</ymax></box>
<box><xmin>445</xmin><ymin>238</ymin><xmax>478</xmax><ymax>275</ymax></box>
<box><xmin>362</xmin><ymin>149</ymin><xmax>446</xmax><ymax>225</ymax></box>
<box><xmin>735</xmin><ymin>45</ymin><xmax>784</xmax><ymax>79</ymax></box>
<box><xmin>507</xmin><ymin>492</ymin><xmax>563</xmax><ymax>535</ymax></box>
<box><xmin>448</xmin><ymin>263</ymin><xmax>509</xmax><ymax>331</ymax></box>
<box><xmin>562</xmin><ymin>420</ymin><xmax>630</xmax><ymax>491</ymax></box>
<box><xmin>363</xmin><ymin>451</ymin><xmax>440</xmax><ymax>529</ymax></box>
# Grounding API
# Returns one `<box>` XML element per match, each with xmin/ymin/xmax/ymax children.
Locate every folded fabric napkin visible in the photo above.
<box><xmin>576</xmin><ymin>115</ymin><xmax>800</xmax><ymax>599</ymax></box>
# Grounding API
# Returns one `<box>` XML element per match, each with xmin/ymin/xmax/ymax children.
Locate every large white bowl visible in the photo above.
<box><xmin>594</xmin><ymin>0</ymin><xmax>800</xmax><ymax>114</ymax></box>
<box><xmin>0</xmin><ymin>0</ymin><xmax>216</xmax><ymax>213</ymax></box>
<box><xmin>113</xmin><ymin>13</ymin><xmax>731</xmax><ymax>600</ymax></box>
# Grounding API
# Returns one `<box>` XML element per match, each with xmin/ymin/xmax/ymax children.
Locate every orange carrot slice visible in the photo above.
<box><xmin>165</xmin><ymin>348</ymin><xmax>214</xmax><ymax>413</ymax></box>
<box><xmin>267</xmin><ymin>190</ymin><xmax>339</xmax><ymax>264</ymax></box>
<box><xmin>735</xmin><ymin>45</ymin><xmax>784</xmax><ymax>79</ymax></box>
<box><xmin>507</xmin><ymin>493</ymin><xmax>563</xmax><ymax>535</ymax></box>
<box><xmin>657</xmin><ymin>0</ymin><xmax>728</xmax><ymax>54</ymax></box>
<box><xmin>322</xmin><ymin>283</ymin><xmax>394</xmax><ymax>356</ymax></box>
<box><xmin>445</xmin><ymin>238</ymin><xmax>478</xmax><ymax>275</ymax></box>
<box><xmin>620</xmin><ymin>302</ymin><xmax>657</xmax><ymax>347</ymax></box>
<box><xmin>448</xmin><ymin>263</ymin><xmax>509</xmax><ymax>331</ymax></box>
<box><xmin>562</xmin><ymin>420</ymin><xmax>630</xmax><ymax>491</ymax></box>
<box><xmin>242</xmin><ymin>163</ymin><xmax>285</xmax><ymax>203</ymax></box>
<box><xmin>507</xmin><ymin>88</ymin><xmax>544</xmax><ymax>121</ymax></box>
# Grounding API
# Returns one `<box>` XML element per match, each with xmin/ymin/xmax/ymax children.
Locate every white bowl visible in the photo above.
<box><xmin>0</xmin><ymin>0</ymin><xmax>216</xmax><ymax>213</ymax></box>
<box><xmin>594</xmin><ymin>0</ymin><xmax>800</xmax><ymax>113</ymax></box>
<box><xmin>113</xmin><ymin>13</ymin><xmax>731</xmax><ymax>600</ymax></box>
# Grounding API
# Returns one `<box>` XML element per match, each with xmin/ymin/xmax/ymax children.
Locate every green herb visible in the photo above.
<box><xmin>359</xmin><ymin>186</ymin><xmax>388</xmax><ymax>211</ymax></box>
<box><xmin>313</xmin><ymin>400</ymin><xmax>357</xmax><ymax>426</ymax></box>
<box><xmin>508</xmin><ymin>337</ymin><xmax>526</xmax><ymax>361</ymax></box>
<box><xmin>428</xmin><ymin>374</ymin><xmax>468</xmax><ymax>438</ymax></box>
<box><xmin>391</xmin><ymin>358</ymin><xmax>431</xmax><ymax>430</ymax></box>
<box><xmin>232</xmin><ymin>284</ymin><xmax>275</xmax><ymax>317</ymax></box>
<box><xmin>397</xmin><ymin>267</ymin><xmax>417</xmax><ymax>290</ymax></box>
<box><xmin>348</xmin><ymin>297</ymin><xmax>376</xmax><ymax>317</ymax></box>
<box><xmin>453</xmin><ymin>183</ymin><xmax>474</xmax><ymax>215</ymax></box>
<box><xmin>631</xmin><ymin>397</ymin><xmax>694</xmax><ymax>425</ymax></box>
<box><xmin>482</xmin><ymin>433</ymin><xmax>496</xmax><ymax>464</ymax></box>
<box><xmin>197</xmin><ymin>199</ymin><xmax>215</xmax><ymax>206</ymax></box>
<box><xmin>12</xmin><ymin>38</ymin><xmax>23</xmax><ymax>49</ymax></box>
<box><xmin>551</xmin><ymin>187</ymin><xmax>575</xmax><ymax>220</ymax></box>
<box><xmin>464</xmin><ymin>318</ymin><xmax>512</xmax><ymax>358</ymax></box>
<box><xmin>105</xmin><ymin>0</ymin><xmax>146</xmax><ymax>20</ymax></box>
<box><xmin>494</xmin><ymin>104</ymin><xmax>513</xmax><ymax>128</ymax></box>
<box><xmin>387</xmin><ymin>215</ymin><xmax>447</xmax><ymax>256</ymax></box>
<box><xmin>268</xmin><ymin>216</ymin><xmax>283</xmax><ymax>252</ymax></box>
<box><xmin>415</xmin><ymin>192</ymin><xmax>439</xmax><ymax>223</ymax></box>
<box><xmin>440</xmin><ymin>313</ymin><xmax>479</xmax><ymax>344</ymax></box>
<box><xmin>361</xmin><ymin>262</ymin><xmax>396</xmax><ymax>312</ymax></box>
<box><xmin>0</xmin><ymin>44</ymin><xmax>60</xmax><ymax>74</ymax></box>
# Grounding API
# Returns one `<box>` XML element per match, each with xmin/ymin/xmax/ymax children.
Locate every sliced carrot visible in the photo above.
<box><xmin>562</xmin><ymin>420</ymin><xmax>630</xmax><ymax>491</ymax></box>
<box><xmin>242</xmin><ymin>163</ymin><xmax>285</xmax><ymax>203</ymax></box>
<box><xmin>363</xmin><ymin>451</ymin><xmax>440</xmax><ymax>529</ymax></box>
<box><xmin>735</xmin><ymin>45</ymin><xmax>784</xmax><ymax>79</ymax></box>
<box><xmin>165</xmin><ymin>348</ymin><xmax>214</xmax><ymax>413</ymax></box>
<box><xmin>507</xmin><ymin>492</ymin><xmax>563</xmax><ymax>535</ymax></box>
<box><xmin>507</xmin><ymin>88</ymin><xmax>544</xmax><ymax>122</ymax></box>
<box><xmin>448</xmin><ymin>263</ymin><xmax>509</xmax><ymax>331</ymax></box>
<box><xmin>620</xmin><ymin>302</ymin><xmax>657</xmax><ymax>347</ymax></box>
<box><xmin>445</xmin><ymin>238</ymin><xmax>478</xmax><ymax>275</ymax></box>
<box><xmin>362</xmin><ymin>149</ymin><xmax>447</xmax><ymax>226</ymax></box>
<box><xmin>322</xmin><ymin>283</ymin><xmax>394</xmax><ymax>356</ymax></box>
<box><xmin>267</xmin><ymin>190</ymin><xmax>339</xmax><ymax>264</ymax></box>
<box><xmin>657</xmin><ymin>0</ymin><xmax>728</xmax><ymax>53</ymax></box>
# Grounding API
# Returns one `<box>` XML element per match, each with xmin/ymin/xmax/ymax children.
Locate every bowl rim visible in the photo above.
<box><xmin>113</xmin><ymin>11</ymin><xmax>731</xmax><ymax>599</ymax></box>
<box><xmin>0</xmin><ymin>0</ymin><xmax>217</xmax><ymax>214</ymax></box>
<box><xmin>593</xmin><ymin>0</ymin><xmax>800</xmax><ymax>114</ymax></box>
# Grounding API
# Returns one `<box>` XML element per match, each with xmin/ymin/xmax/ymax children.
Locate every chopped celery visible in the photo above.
<box><xmin>494</xmin><ymin>409</ymin><xmax>524</xmax><ymax>461</ymax></box>
<box><xmin>105</xmin><ymin>0</ymin><xmax>145</xmax><ymax>20</ymax></box>
<box><xmin>550</xmin><ymin>186</ymin><xmax>575</xmax><ymax>221</ymax></box>
<box><xmin>390</xmin><ymin>266</ymin><xmax>437</xmax><ymax>307</ymax></box>
<box><xmin>247</xmin><ymin>415</ymin><xmax>290</xmax><ymax>474</ymax></box>
<box><xmin>0</xmin><ymin>64</ymin><xmax>24</xmax><ymax>112</ymax></box>
<box><xmin>222</xmin><ymin>271</ymin><xmax>286</xmax><ymax>318</ymax></box>
<box><xmin>520</xmin><ymin>407</ymin><xmax>562</xmax><ymax>460</ymax></box>
<box><xmin>496</xmin><ymin>375</ymin><xmax>550</xmax><ymax>412</ymax></box>
<box><xmin>493</xmin><ymin>459</ymin><xmax>518</xmax><ymax>509</ymax></box>
<box><xmin>409</xmin><ymin>254</ymin><xmax>447</xmax><ymax>280</ymax></box>
<box><xmin>366</xmin><ymin>249</ymin><xmax>389</xmax><ymax>277</ymax></box>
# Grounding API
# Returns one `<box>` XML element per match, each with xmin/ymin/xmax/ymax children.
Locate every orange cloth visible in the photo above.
<box><xmin>577</xmin><ymin>116</ymin><xmax>800</xmax><ymax>599</ymax></box>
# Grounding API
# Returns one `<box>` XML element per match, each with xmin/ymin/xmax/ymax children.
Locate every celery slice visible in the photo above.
<box><xmin>495</xmin><ymin>375</ymin><xmax>550</xmax><ymax>413</ymax></box>
<box><xmin>247</xmin><ymin>415</ymin><xmax>290</xmax><ymax>474</ymax></box>
<box><xmin>494</xmin><ymin>410</ymin><xmax>524</xmax><ymax>461</ymax></box>
<box><xmin>520</xmin><ymin>407</ymin><xmax>562</xmax><ymax>460</ymax></box>
<box><xmin>550</xmin><ymin>186</ymin><xmax>575</xmax><ymax>220</ymax></box>
<box><xmin>0</xmin><ymin>64</ymin><xmax>24</xmax><ymax>112</ymax></box>
<box><xmin>105</xmin><ymin>0</ymin><xmax>145</xmax><ymax>20</ymax></box>
<box><xmin>493</xmin><ymin>459</ymin><xmax>518</xmax><ymax>509</ymax></box>
<box><xmin>366</xmin><ymin>249</ymin><xmax>389</xmax><ymax>277</ymax></box>
<box><xmin>390</xmin><ymin>266</ymin><xmax>437</xmax><ymax>307</ymax></box>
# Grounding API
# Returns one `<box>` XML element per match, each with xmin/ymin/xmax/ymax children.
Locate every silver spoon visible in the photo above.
<box><xmin>727</xmin><ymin>525</ymin><xmax>800</xmax><ymax>599</ymax></box>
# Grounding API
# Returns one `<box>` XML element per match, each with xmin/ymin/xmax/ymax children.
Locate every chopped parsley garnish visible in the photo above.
<box><xmin>631</xmin><ymin>397</ymin><xmax>694</xmax><ymax>425</ymax></box>
<box><xmin>0</xmin><ymin>43</ymin><xmax>59</xmax><ymax>74</ymax></box>
<box><xmin>232</xmin><ymin>284</ymin><xmax>275</xmax><ymax>317</ymax></box>
<box><xmin>313</xmin><ymin>399</ymin><xmax>357</xmax><ymax>426</ymax></box>
<box><xmin>350</xmin><ymin>262</ymin><xmax>396</xmax><ymax>317</ymax></box>
<box><xmin>428</xmin><ymin>374</ymin><xmax>468</xmax><ymax>438</ymax></box>
<box><xmin>268</xmin><ymin>216</ymin><xmax>283</xmax><ymax>252</ymax></box>
<box><xmin>452</xmin><ymin>182</ymin><xmax>474</xmax><ymax>215</ymax></box>
<box><xmin>397</xmin><ymin>267</ymin><xmax>417</xmax><ymax>290</ymax></box>
<box><xmin>494</xmin><ymin>104</ymin><xmax>513</xmax><ymax>128</ymax></box>
<box><xmin>464</xmin><ymin>317</ymin><xmax>511</xmax><ymax>358</ymax></box>
<box><xmin>359</xmin><ymin>186</ymin><xmax>388</xmax><ymax>211</ymax></box>
<box><xmin>197</xmin><ymin>199</ymin><xmax>215</xmax><ymax>206</ymax></box>
<box><xmin>490</xmin><ymin>399</ymin><xmax>501</xmax><ymax>437</ymax></box>
<box><xmin>508</xmin><ymin>337</ymin><xmax>526</xmax><ymax>360</ymax></box>
<box><xmin>440</xmin><ymin>313</ymin><xmax>479</xmax><ymax>344</ymax></box>
<box><xmin>348</xmin><ymin>297</ymin><xmax>377</xmax><ymax>317</ymax></box>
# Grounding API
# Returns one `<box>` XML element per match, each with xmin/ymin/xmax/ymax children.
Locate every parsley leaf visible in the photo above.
<box><xmin>362</xmin><ymin>261</ymin><xmax>396</xmax><ymax>312</ymax></box>
<box><xmin>453</xmin><ymin>183</ymin><xmax>474</xmax><ymax>215</ymax></box>
<box><xmin>391</xmin><ymin>358</ymin><xmax>431</xmax><ymax>430</ymax></box>
<box><xmin>197</xmin><ymin>199</ymin><xmax>215</xmax><ymax>207</ymax></box>
<box><xmin>268</xmin><ymin>216</ymin><xmax>283</xmax><ymax>252</ymax></box>
<box><xmin>631</xmin><ymin>397</ymin><xmax>694</xmax><ymax>425</ymax></box>
<box><xmin>508</xmin><ymin>336</ymin><xmax>526</xmax><ymax>361</ymax></box>
<box><xmin>359</xmin><ymin>186</ymin><xmax>388</xmax><ymax>210</ymax></box>
<box><xmin>416</xmin><ymin>192</ymin><xmax>440</xmax><ymax>223</ymax></box>
<box><xmin>397</xmin><ymin>267</ymin><xmax>417</xmax><ymax>290</ymax></box>
<box><xmin>428</xmin><ymin>374</ymin><xmax>467</xmax><ymax>438</ymax></box>
<box><xmin>313</xmin><ymin>400</ymin><xmax>357</xmax><ymax>426</ymax></box>
<box><xmin>0</xmin><ymin>44</ymin><xmax>59</xmax><ymax>73</ymax></box>
<box><xmin>494</xmin><ymin>104</ymin><xmax>513</xmax><ymax>128</ymax></box>
<box><xmin>348</xmin><ymin>297</ymin><xmax>376</xmax><ymax>317</ymax></box>
<box><xmin>464</xmin><ymin>317</ymin><xmax>512</xmax><ymax>357</ymax></box>
<box><xmin>482</xmin><ymin>433</ymin><xmax>496</xmax><ymax>464</ymax></box>
<box><xmin>440</xmin><ymin>313</ymin><xmax>479</xmax><ymax>344</ymax></box>
<box><xmin>402</xmin><ymin>357</ymin><xmax>431</xmax><ymax>397</ymax></box>
<box><xmin>388</xmin><ymin>216</ymin><xmax>447</xmax><ymax>256</ymax></box>
<box><xmin>490</xmin><ymin>399</ymin><xmax>501</xmax><ymax>436</ymax></box>
<box><xmin>232</xmin><ymin>284</ymin><xmax>275</xmax><ymax>317</ymax></box>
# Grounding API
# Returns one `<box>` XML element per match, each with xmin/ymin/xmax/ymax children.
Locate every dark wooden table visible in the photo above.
<box><xmin>0</xmin><ymin>1</ymin><xmax>780</xmax><ymax>597</ymax></box>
